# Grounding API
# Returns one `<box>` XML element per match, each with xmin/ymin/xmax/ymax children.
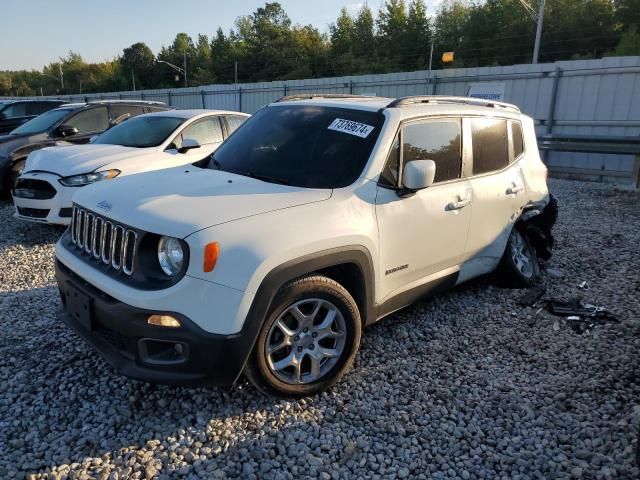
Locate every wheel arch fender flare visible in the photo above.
<box><xmin>231</xmin><ymin>245</ymin><xmax>376</xmax><ymax>384</ymax></box>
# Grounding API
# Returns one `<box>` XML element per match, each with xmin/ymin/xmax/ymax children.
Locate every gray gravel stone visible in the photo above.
<box><xmin>1</xmin><ymin>179</ymin><xmax>639</xmax><ymax>479</ymax></box>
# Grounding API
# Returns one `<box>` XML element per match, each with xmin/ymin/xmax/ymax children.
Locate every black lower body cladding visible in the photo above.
<box><xmin>55</xmin><ymin>260</ymin><xmax>251</xmax><ymax>386</ymax></box>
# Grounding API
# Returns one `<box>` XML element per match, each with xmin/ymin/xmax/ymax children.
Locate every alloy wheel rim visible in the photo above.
<box><xmin>265</xmin><ymin>298</ymin><xmax>346</xmax><ymax>385</ymax></box>
<box><xmin>510</xmin><ymin>229</ymin><xmax>534</xmax><ymax>278</ymax></box>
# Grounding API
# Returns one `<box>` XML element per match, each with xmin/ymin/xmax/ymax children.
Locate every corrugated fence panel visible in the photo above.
<box><xmin>4</xmin><ymin>56</ymin><xmax>639</xmax><ymax>182</ymax></box>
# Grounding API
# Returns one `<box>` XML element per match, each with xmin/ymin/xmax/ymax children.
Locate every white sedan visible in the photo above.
<box><xmin>12</xmin><ymin>109</ymin><xmax>249</xmax><ymax>225</ymax></box>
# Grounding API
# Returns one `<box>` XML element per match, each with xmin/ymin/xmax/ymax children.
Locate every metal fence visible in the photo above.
<box><xmin>7</xmin><ymin>56</ymin><xmax>640</xmax><ymax>183</ymax></box>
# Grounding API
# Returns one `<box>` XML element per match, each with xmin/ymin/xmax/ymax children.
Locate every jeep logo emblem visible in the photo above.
<box><xmin>96</xmin><ymin>200</ymin><xmax>113</xmax><ymax>212</ymax></box>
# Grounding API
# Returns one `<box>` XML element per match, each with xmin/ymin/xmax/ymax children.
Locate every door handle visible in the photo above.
<box><xmin>506</xmin><ymin>184</ymin><xmax>524</xmax><ymax>195</ymax></box>
<box><xmin>447</xmin><ymin>195</ymin><xmax>471</xmax><ymax>211</ymax></box>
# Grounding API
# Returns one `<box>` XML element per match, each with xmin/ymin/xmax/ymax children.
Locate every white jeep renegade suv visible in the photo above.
<box><xmin>55</xmin><ymin>95</ymin><xmax>557</xmax><ymax>396</ymax></box>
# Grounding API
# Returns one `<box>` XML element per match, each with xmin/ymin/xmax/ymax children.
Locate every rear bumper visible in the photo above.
<box><xmin>55</xmin><ymin>259</ymin><xmax>252</xmax><ymax>386</ymax></box>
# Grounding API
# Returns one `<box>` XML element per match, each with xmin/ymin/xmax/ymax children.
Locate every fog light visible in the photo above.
<box><xmin>147</xmin><ymin>315</ymin><xmax>181</xmax><ymax>328</ymax></box>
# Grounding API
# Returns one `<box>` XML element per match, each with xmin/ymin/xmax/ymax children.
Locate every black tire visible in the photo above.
<box><xmin>495</xmin><ymin>226</ymin><xmax>540</xmax><ymax>288</ymax></box>
<box><xmin>244</xmin><ymin>274</ymin><xmax>361</xmax><ymax>397</ymax></box>
<box><xmin>2</xmin><ymin>159</ymin><xmax>25</xmax><ymax>198</ymax></box>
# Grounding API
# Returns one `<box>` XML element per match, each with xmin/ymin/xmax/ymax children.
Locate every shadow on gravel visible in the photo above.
<box><xmin>2</xmin><ymin>180</ymin><xmax>640</xmax><ymax>478</ymax></box>
<box><xmin>0</xmin><ymin>199</ymin><xmax>65</xmax><ymax>249</ymax></box>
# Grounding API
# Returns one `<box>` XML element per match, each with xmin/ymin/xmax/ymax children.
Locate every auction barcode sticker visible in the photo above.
<box><xmin>328</xmin><ymin>118</ymin><xmax>375</xmax><ymax>138</ymax></box>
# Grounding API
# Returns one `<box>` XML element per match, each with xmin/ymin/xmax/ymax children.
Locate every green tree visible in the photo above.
<box><xmin>377</xmin><ymin>0</ymin><xmax>409</xmax><ymax>71</ymax></box>
<box><xmin>157</xmin><ymin>33</ymin><xmax>196</xmax><ymax>87</ymax></box>
<box><xmin>121</xmin><ymin>42</ymin><xmax>155</xmax><ymax>90</ymax></box>
<box><xmin>404</xmin><ymin>0</ymin><xmax>432</xmax><ymax>69</ymax></box>
<box><xmin>353</xmin><ymin>5</ymin><xmax>376</xmax><ymax>68</ymax></box>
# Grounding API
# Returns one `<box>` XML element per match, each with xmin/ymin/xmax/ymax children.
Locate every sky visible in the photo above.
<box><xmin>1</xmin><ymin>0</ymin><xmax>442</xmax><ymax>71</ymax></box>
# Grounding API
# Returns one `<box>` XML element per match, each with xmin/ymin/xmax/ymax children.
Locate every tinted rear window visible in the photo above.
<box><xmin>512</xmin><ymin>120</ymin><xmax>524</xmax><ymax>159</ymax></box>
<box><xmin>471</xmin><ymin>118</ymin><xmax>509</xmax><ymax>175</ymax></box>
<box><xmin>207</xmin><ymin>105</ymin><xmax>383</xmax><ymax>188</ymax></box>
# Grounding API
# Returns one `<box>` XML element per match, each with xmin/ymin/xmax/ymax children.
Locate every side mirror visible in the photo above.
<box><xmin>402</xmin><ymin>159</ymin><xmax>436</xmax><ymax>191</ymax></box>
<box><xmin>57</xmin><ymin>124</ymin><xmax>79</xmax><ymax>138</ymax></box>
<box><xmin>178</xmin><ymin>138</ymin><xmax>201</xmax><ymax>154</ymax></box>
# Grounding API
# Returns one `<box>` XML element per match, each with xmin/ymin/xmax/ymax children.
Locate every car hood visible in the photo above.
<box><xmin>24</xmin><ymin>144</ymin><xmax>149</xmax><ymax>176</ymax></box>
<box><xmin>73</xmin><ymin>167</ymin><xmax>332</xmax><ymax>238</ymax></box>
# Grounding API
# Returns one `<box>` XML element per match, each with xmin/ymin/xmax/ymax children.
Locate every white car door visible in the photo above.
<box><xmin>376</xmin><ymin>117</ymin><xmax>472</xmax><ymax>304</ymax></box>
<box><xmin>162</xmin><ymin>115</ymin><xmax>225</xmax><ymax>167</ymax></box>
<box><xmin>459</xmin><ymin>117</ymin><xmax>528</xmax><ymax>281</ymax></box>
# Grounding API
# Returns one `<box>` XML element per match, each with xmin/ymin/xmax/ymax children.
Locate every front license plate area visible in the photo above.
<box><xmin>66</xmin><ymin>283</ymin><xmax>92</xmax><ymax>331</ymax></box>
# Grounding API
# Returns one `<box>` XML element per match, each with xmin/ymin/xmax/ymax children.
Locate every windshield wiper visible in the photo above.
<box><xmin>233</xmin><ymin>170</ymin><xmax>291</xmax><ymax>186</ymax></box>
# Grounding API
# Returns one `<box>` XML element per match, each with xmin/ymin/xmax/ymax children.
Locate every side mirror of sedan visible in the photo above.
<box><xmin>56</xmin><ymin>124</ymin><xmax>79</xmax><ymax>138</ymax></box>
<box><xmin>401</xmin><ymin>159</ymin><xmax>436</xmax><ymax>191</ymax></box>
<box><xmin>178</xmin><ymin>138</ymin><xmax>201</xmax><ymax>154</ymax></box>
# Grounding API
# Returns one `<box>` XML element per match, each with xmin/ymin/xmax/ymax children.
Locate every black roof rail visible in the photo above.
<box><xmin>275</xmin><ymin>93</ymin><xmax>378</xmax><ymax>102</ymax></box>
<box><xmin>386</xmin><ymin>95</ymin><xmax>520</xmax><ymax>112</ymax></box>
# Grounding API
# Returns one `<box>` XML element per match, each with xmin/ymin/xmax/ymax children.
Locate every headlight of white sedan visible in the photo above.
<box><xmin>157</xmin><ymin>236</ymin><xmax>185</xmax><ymax>276</ymax></box>
<box><xmin>59</xmin><ymin>169</ymin><xmax>121</xmax><ymax>187</ymax></box>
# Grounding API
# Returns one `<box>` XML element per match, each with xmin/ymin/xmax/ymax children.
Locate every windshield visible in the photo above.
<box><xmin>206</xmin><ymin>105</ymin><xmax>383</xmax><ymax>188</ymax></box>
<box><xmin>11</xmin><ymin>108</ymin><xmax>73</xmax><ymax>135</ymax></box>
<box><xmin>94</xmin><ymin>115</ymin><xmax>185</xmax><ymax>148</ymax></box>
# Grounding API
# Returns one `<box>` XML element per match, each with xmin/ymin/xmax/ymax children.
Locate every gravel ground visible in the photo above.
<box><xmin>1</xmin><ymin>179</ymin><xmax>639</xmax><ymax>480</ymax></box>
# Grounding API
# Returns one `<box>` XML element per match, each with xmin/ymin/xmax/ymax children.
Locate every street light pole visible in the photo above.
<box><xmin>183</xmin><ymin>50</ymin><xmax>187</xmax><ymax>88</ymax></box>
<box><xmin>532</xmin><ymin>0</ymin><xmax>545</xmax><ymax>64</ymax></box>
<box><xmin>157</xmin><ymin>60</ymin><xmax>186</xmax><ymax>86</ymax></box>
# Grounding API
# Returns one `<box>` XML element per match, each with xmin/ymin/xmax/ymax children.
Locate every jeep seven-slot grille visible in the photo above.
<box><xmin>70</xmin><ymin>206</ymin><xmax>137</xmax><ymax>276</ymax></box>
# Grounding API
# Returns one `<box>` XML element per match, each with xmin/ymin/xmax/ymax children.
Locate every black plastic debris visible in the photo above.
<box><xmin>518</xmin><ymin>286</ymin><xmax>546</xmax><ymax>307</ymax></box>
<box><xmin>545</xmin><ymin>299</ymin><xmax>619</xmax><ymax>334</ymax></box>
<box><xmin>518</xmin><ymin>288</ymin><xmax>620</xmax><ymax>334</ymax></box>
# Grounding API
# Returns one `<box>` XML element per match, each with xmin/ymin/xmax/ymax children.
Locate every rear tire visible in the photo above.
<box><xmin>244</xmin><ymin>274</ymin><xmax>361</xmax><ymax>397</ymax></box>
<box><xmin>496</xmin><ymin>226</ymin><xmax>540</xmax><ymax>288</ymax></box>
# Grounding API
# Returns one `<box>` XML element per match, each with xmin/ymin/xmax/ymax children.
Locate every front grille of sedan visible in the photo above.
<box><xmin>69</xmin><ymin>205</ymin><xmax>137</xmax><ymax>276</ymax></box>
<box><xmin>13</xmin><ymin>178</ymin><xmax>57</xmax><ymax>199</ymax></box>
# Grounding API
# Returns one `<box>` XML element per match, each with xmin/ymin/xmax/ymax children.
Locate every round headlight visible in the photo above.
<box><xmin>157</xmin><ymin>236</ymin><xmax>184</xmax><ymax>276</ymax></box>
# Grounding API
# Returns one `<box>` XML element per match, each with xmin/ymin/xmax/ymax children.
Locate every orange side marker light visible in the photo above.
<box><xmin>203</xmin><ymin>242</ymin><xmax>220</xmax><ymax>272</ymax></box>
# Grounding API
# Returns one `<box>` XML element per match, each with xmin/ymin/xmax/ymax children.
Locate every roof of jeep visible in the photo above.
<box><xmin>269</xmin><ymin>95</ymin><xmax>523</xmax><ymax>118</ymax></box>
<box><xmin>270</xmin><ymin>96</ymin><xmax>394</xmax><ymax>112</ymax></box>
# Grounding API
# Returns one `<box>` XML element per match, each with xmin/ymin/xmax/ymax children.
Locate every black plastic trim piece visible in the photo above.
<box><xmin>376</xmin><ymin>271</ymin><xmax>459</xmax><ymax>320</ymax></box>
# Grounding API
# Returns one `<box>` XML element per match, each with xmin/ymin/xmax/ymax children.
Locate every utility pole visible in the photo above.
<box><xmin>132</xmin><ymin>71</ymin><xmax>136</xmax><ymax>91</ymax></box>
<box><xmin>59</xmin><ymin>62</ymin><xmax>64</xmax><ymax>90</ymax></box>
<box><xmin>183</xmin><ymin>50</ymin><xmax>187</xmax><ymax>87</ymax></box>
<box><xmin>532</xmin><ymin>0</ymin><xmax>545</xmax><ymax>64</ymax></box>
<box><xmin>234</xmin><ymin>61</ymin><xmax>238</xmax><ymax>84</ymax></box>
<box><xmin>427</xmin><ymin>42</ymin><xmax>435</xmax><ymax>94</ymax></box>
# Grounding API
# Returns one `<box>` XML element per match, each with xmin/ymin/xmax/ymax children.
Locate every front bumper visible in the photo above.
<box><xmin>12</xmin><ymin>171</ymin><xmax>74</xmax><ymax>225</ymax></box>
<box><xmin>55</xmin><ymin>260</ymin><xmax>253</xmax><ymax>386</ymax></box>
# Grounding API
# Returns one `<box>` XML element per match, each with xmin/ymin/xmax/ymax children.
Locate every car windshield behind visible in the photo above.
<box><xmin>206</xmin><ymin>105</ymin><xmax>384</xmax><ymax>189</ymax></box>
<box><xmin>11</xmin><ymin>108</ymin><xmax>73</xmax><ymax>135</ymax></box>
<box><xmin>94</xmin><ymin>115</ymin><xmax>185</xmax><ymax>148</ymax></box>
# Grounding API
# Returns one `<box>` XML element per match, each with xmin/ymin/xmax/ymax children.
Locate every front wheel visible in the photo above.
<box><xmin>496</xmin><ymin>226</ymin><xmax>540</xmax><ymax>288</ymax></box>
<box><xmin>244</xmin><ymin>275</ymin><xmax>361</xmax><ymax>397</ymax></box>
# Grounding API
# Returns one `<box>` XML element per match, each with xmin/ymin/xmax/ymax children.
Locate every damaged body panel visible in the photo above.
<box><xmin>519</xmin><ymin>194</ymin><xmax>559</xmax><ymax>263</ymax></box>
